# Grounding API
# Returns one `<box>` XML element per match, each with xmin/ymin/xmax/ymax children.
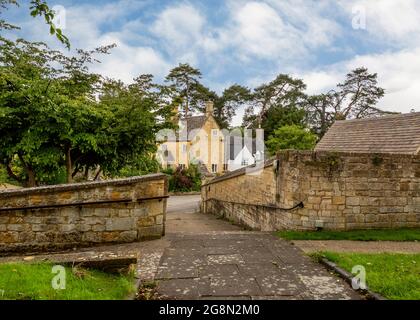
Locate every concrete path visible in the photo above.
<box><xmin>293</xmin><ymin>240</ymin><xmax>420</xmax><ymax>254</ymax></box>
<box><xmin>146</xmin><ymin>195</ymin><xmax>361</xmax><ymax>300</ymax></box>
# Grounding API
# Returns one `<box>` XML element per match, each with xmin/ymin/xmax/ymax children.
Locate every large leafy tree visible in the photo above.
<box><xmin>97</xmin><ymin>75</ymin><xmax>176</xmax><ymax>178</ymax></box>
<box><xmin>243</xmin><ymin>74</ymin><xmax>308</xmax><ymax>138</ymax></box>
<box><xmin>0</xmin><ymin>37</ymin><xmax>175</xmax><ymax>187</ymax></box>
<box><xmin>0</xmin><ymin>38</ymin><xmax>113</xmax><ymax>186</ymax></box>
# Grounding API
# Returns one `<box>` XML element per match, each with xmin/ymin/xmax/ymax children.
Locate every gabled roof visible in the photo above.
<box><xmin>315</xmin><ymin>112</ymin><xmax>420</xmax><ymax>155</ymax></box>
<box><xmin>179</xmin><ymin>115</ymin><xmax>207</xmax><ymax>141</ymax></box>
<box><xmin>226</xmin><ymin>136</ymin><xmax>257</xmax><ymax>160</ymax></box>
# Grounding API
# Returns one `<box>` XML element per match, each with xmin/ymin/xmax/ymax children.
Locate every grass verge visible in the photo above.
<box><xmin>316</xmin><ymin>252</ymin><xmax>420</xmax><ymax>300</ymax></box>
<box><xmin>277</xmin><ymin>228</ymin><xmax>420</xmax><ymax>241</ymax></box>
<box><xmin>0</xmin><ymin>262</ymin><xmax>135</xmax><ymax>300</ymax></box>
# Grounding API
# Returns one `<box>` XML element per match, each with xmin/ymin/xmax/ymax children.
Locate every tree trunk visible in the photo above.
<box><xmin>65</xmin><ymin>145</ymin><xmax>73</xmax><ymax>184</ymax></box>
<box><xmin>6</xmin><ymin>163</ymin><xmax>22</xmax><ymax>184</ymax></box>
<box><xmin>185</xmin><ymin>81</ymin><xmax>189</xmax><ymax>117</ymax></box>
<box><xmin>94</xmin><ymin>168</ymin><xmax>102</xmax><ymax>181</ymax></box>
<box><xmin>84</xmin><ymin>166</ymin><xmax>89</xmax><ymax>180</ymax></box>
<box><xmin>17</xmin><ymin>153</ymin><xmax>37</xmax><ymax>187</ymax></box>
<box><xmin>26</xmin><ymin>167</ymin><xmax>36</xmax><ymax>188</ymax></box>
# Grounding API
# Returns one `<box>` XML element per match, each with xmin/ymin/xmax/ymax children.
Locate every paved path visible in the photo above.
<box><xmin>293</xmin><ymin>240</ymin><xmax>420</xmax><ymax>254</ymax></box>
<box><xmin>0</xmin><ymin>195</ymin><xmax>362</xmax><ymax>300</ymax></box>
<box><xmin>145</xmin><ymin>196</ymin><xmax>360</xmax><ymax>300</ymax></box>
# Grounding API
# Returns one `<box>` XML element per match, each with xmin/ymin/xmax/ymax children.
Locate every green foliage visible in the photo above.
<box><xmin>165</xmin><ymin>63</ymin><xmax>202</xmax><ymax>117</ymax></box>
<box><xmin>165</xmin><ymin>64</ymin><xmax>251</xmax><ymax>129</ymax></box>
<box><xmin>1</xmin><ymin>0</ymin><xmax>70</xmax><ymax>48</ymax></box>
<box><xmin>319</xmin><ymin>252</ymin><xmax>420</xmax><ymax>300</ymax></box>
<box><xmin>166</xmin><ymin>164</ymin><xmax>202</xmax><ymax>192</ymax></box>
<box><xmin>277</xmin><ymin>228</ymin><xmax>420</xmax><ymax>241</ymax></box>
<box><xmin>262</xmin><ymin>105</ymin><xmax>307</xmax><ymax>139</ymax></box>
<box><xmin>116</xmin><ymin>155</ymin><xmax>161</xmax><ymax>178</ymax></box>
<box><xmin>266</xmin><ymin>125</ymin><xmax>317</xmax><ymax>154</ymax></box>
<box><xmin>306</xmin><ymin>67</ymin><xmax>391</xmax><ymax>137</ymax></box>
<box><xmin>0</xmin><ymin>38</ymin><xmax>173</xmax><ymax>187</ymax></box>
<box><xmin>243</xmin><ymin>74</ymin><xmax>307</xmax><ymax>130</ymax></box>
<box><xmin>0</xmin><ymin>262</ymin><xmax>135</xmax><ymax>300</ymax></box>
<box><xmin>214</xmin><ymin>84</ymin><xmax>252</xmax><ymax>129</ymax></box>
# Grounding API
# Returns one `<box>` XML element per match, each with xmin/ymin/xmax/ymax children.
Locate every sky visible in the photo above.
<box><xmin>2</xmin><ymin>0</ymin><xmax>420</xmax><ymax>125</ymax></box>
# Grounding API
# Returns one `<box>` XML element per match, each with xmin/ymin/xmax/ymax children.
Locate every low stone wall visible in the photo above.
<box><xmin>0</xmin><ymin>174</ymin><xmax>168</xmax><ymax>254</ymax></box>
<box><xmin>201</xmin><ymin>151</ymin><xmax>420</xmax><ymax>231</ymax></box>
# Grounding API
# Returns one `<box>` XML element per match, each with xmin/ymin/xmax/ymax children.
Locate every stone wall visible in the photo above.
<box><xmin>201</xmin><ymin>151</ymin><xmax>420</xmax><ymax>231</ymax></box>
<box><xmin>0</xmin><ymin>174</ymin><xmax>167</xmax><ymax>254</ymax></box>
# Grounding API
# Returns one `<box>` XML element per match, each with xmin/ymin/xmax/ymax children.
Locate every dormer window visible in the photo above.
<box><xmin>212</xmin><ymin>129</ymin><xmax>218</xmax><ymax>136</ymax></box>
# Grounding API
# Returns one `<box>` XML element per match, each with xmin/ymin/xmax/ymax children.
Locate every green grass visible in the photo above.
<box><xmin>318</xmin><ymin>252</ymin><xmax>420</xmax><ymax>300</ymax></box>
<box><xmin>0</xmin><ymin>262</ymin><xmax>135</xmax><ymax>300</ymax></box>
<box><xmin>277</xmin><ymin>228</ymin><xmax>420</xmax><ymax>241</ymax></box>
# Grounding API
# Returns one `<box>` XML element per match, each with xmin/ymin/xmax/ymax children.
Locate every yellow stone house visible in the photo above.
<box><xmin>156</xmin><ymin>101</ymin><xmax>227</xmax><ymax>174</ymax></box>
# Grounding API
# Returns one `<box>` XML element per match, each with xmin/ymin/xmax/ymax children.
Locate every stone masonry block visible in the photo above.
<box><xmin>105</xmin><ymin>218</ymin><xmax>134</xmax><ymax>231</ymax></box>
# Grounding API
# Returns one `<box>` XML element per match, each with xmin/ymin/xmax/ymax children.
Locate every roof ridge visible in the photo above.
<box><xmin>334</xmin><ymin>112</ymin><xmax>420</xmax><ymax>123</ymax></box>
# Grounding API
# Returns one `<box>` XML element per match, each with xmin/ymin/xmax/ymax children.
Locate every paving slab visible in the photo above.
<box><xmin>144</xmin><ymin>196</ymin><xmax>363</xmax><ymax>299</ymax></box>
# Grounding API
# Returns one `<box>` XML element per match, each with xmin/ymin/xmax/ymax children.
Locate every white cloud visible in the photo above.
<box><xmin>151</xmin><ymin>4</ymin><xmax>204</xmax><ymax>48</ymax></box>
<box><xmin>13</xmin><ymin>0</ymin><xmax>171</xmax><ymax>83</ymax></box>
<box><xmin>228</xmin><ymin>2</ymin><xmax>305</xmax><ymax>60</ymax></box>
<box><xmin>339</xmin><ymin>0</ymin><xmax>420</xmax><ymax>46</ymax></box>
<box><xmin>299</xmin><ymin>47</ymin><xmax>420</xmax><ymax>114</ymax></box>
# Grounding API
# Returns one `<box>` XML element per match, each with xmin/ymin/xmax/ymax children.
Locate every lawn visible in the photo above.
<box><xmin>318</xmin><ymin>252</ymin><xmax>420</xmax><ymax>300</ymax></box>
<box><xmin>0</xmin><ymin>262</ymin><xmax>135</xmax><ymax>300</ymax></box>
<box><xmin>276</xmin><ymin>228</ymin><xmax>420</xmax><ymax>241</ymax></box>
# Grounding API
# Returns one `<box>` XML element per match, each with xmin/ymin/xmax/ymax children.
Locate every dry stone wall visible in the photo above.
<box><xmin>0</xmin><ymin>174</ymin><xmax>167</xmax><ymax>254</ymax></box>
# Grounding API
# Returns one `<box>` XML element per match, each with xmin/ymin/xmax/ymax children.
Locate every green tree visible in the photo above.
<box><xmin>214</xmin><ymin>84</ymin><xmax>252</xmax><ymax>129</ymax></box>
<box><xmin>0</xmin><ymin>38</ymin><xmax>112</xmax><ymax>186</ymax></box>
<box><xmin>165</xmin><ymin>63</ymin><xmax>202</xmax><ymax>117</ymax></box>
<box><xmin>266</xmin><ymin>125</ymin><xmax>317</xmax><ymax>155</ymax></box>
<box><xmin>243</xmin><ymin>74</ymin><xmax>307</xmax><ymax>130</ymax></box>
<box><xmin>306</xmin><ymin>67</ymin><xmax>393</xmax><ymax>137</ymax></box>
<box><xmin>98</xmin><ymin>75</ymin><xmax>176</xmax><ymax>178</ymax></box>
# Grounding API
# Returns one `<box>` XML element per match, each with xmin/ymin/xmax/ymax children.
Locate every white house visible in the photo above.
<box><xmin>225</xmin><ymin>135</ymin><xmax>265</xmax><ymax>171</ymax></box>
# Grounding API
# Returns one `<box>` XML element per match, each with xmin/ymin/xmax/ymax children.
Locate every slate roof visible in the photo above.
<box><xmin>315</xmin><ymin>112</ymin><xmax>420</xmax><ymax>155</ymax></box>
<box><xmin>179</xmin><ymin>116</ymin><xmax>207</xmax><ymax>141</ymax></box>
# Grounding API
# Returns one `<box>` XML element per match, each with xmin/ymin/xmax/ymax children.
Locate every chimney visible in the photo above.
<box><xmin>205</xmin><ymin>101</ymin><xmax>214</xmax><ymax>117</ymax></box>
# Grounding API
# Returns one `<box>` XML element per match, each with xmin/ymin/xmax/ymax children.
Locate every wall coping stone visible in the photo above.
<box><xmin>202</xmin><ymin>158</ymin><xmax>275</xmax><ymax>186</ymax></box>
<box><xmin>0</xmin><ymin>173</ymin><xmax>167</xmax><ymax>198</ymax></box>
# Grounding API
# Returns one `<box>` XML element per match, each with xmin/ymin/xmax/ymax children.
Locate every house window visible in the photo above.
<box><xmin>211</xmin><ymin>164</ymin><xmax>218</xmax><ymax>173</ymax></box>
<box><xmin>179</xmin><ymin>164</ymin><xmax>186</xmax><ymax>170</ymax></box>
<box><xmin>196</xmin><ymin>149</ymin><xmax>200</xmax><ymax>157</ymax></box>
<box><xmin>212</xmin><ymin>129</ymin><xmax>218</xmax><ymax>136</ymax></box>
<box><xmin>196</xmin><ymin>135</ymin><xmax>200</xmax><ymax>142</ymax></box>
<box><xmin>181</xmin><ymin>144</ymin><xmax>187</xmax><ymax>153</ymax></box>
<box><xmin>223</xmin><ymin>164</ymin><xmax>228</xmax><ymax>171</ymax></box>
<box><xmin>241</xmin><ymin>159</ymin><xmax>248</xmax><ymax>166</ymax></box>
